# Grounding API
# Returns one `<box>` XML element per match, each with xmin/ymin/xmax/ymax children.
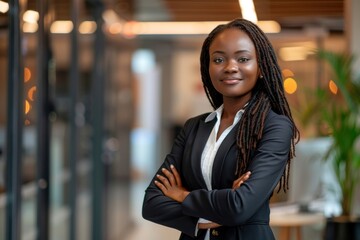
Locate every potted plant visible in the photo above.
<box><xmin>316</xmin><ymin>50</ymin><xmax>360</xmax><ymax>240</ymax></box>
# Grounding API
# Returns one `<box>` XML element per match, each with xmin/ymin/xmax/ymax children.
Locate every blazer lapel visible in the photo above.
<box><xmin>190</xmin><ymin>117</ymin><xmax>216</xmax><ymax>189</ymax></box>
<box><xmin>211</xmin><ymin>122</ymin><xmax>239</xmax><ymax>189</ymax></box>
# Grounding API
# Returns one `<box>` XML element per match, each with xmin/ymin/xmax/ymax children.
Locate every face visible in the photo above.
<box><xmin>209</xmin><ymin>28</ymin><xmax>260</xmax><ymax>104</ymax></box>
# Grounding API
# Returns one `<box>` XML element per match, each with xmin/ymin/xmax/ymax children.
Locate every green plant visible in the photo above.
<box><xmin>318</xmin><ymin>50</ymin><xmax>360</xmax><ymax>217</ymax></box>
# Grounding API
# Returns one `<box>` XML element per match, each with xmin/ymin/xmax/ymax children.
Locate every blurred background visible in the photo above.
<box><xmin>0</xmin><ymin>0</ymin><xmax>359</xmax><ymax>239</ymax></box>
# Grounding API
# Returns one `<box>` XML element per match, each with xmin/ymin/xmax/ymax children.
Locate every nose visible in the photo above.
<box><xmin>224</xmin><ymin>59</ymin><xmax>238</xmax><ymax>73</ymax></box>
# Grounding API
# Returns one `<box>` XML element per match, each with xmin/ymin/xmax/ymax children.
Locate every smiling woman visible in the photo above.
<box><xmin>142</xmin><ymin>18</ymin><xmax>300</xmax><ymax>240</ymax></box>
<box><xmin>208</xmin><ymin>28</ymin><xmax>260</xmax><ymax>109</ymax></box>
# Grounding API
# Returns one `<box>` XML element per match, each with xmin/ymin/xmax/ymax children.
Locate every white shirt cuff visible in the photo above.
<box><xmin>195</xmin><ymin>218</ymin><xmax>212</xmax><ymax>236</ymax></box>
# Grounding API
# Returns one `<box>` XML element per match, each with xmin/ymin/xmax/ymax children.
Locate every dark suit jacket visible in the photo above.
<box><xmin>142</xmin><ymin>110</ymin><xmax>293</xmax><ymax>240</ymax></box>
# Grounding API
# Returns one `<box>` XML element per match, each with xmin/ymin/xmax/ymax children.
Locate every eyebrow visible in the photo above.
<box><xmin>210</xmin><ymin>50</ymin><xmax>252</xmax><ymax>55</ymax></box>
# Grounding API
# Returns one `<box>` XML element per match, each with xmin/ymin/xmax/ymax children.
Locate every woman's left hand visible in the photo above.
<box><xmin>232</xmin><ymin>171</ymin><xmax>251</xmax><ymax>190</ymax></box>
<box><xmin>155</xmin><ymin>165</ymin><xmax>189</xmax><ymax>203</ymax></box>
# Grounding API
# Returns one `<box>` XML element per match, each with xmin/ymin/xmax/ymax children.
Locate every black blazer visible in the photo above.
<box><xmin>142</xmin><ymin>110</ymin><xmax>293</xmax><ymax>240</ymax></box>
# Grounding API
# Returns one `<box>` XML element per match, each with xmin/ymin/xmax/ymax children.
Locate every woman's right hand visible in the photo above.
<box><xmin>232</xmin><ymin>171</ymin><xmax>251</xmax><ymax>190</ymax></box>
<box><xmin>198</xmin><ymin>222</ymin><xmax>221</xmax><ymax>229</ymax></box>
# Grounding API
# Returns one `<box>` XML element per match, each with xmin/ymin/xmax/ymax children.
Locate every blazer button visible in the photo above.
<box><xmin>211</xmin><ymin>229</ymin><xmax>219</xmax><ymax>236</ymax></box>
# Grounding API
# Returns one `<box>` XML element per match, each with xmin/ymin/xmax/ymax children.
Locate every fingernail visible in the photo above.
<box><xmin>170</xmin><ymin>165</ymin><xmax>174</xmax><ymax>168</ymax></box>
<box><xmin>162</xmin><ymin>168</ymin><xmax>165</xmax><ymax>171</ymax></box>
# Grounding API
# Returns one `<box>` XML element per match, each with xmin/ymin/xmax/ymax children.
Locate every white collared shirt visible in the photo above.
<box><xmin>196</xmin><ymin>105</ymin><xmax>245</xmax><ymax>239</ymax></box>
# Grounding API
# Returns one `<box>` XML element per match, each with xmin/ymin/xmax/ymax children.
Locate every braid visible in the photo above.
<box><xmin>200</xmin><ymin>19</ymin><xmax>300</xmax><ymax>192</ymax></box>
<box><xmin>235</xmin><ymin>91</ymin><xmax>271</xmax><ymax>176</ymax></box>
<box><xmin>200</xmin><ymin>24</ymin><xmax>225</xmax><ymax>109</ymax></box>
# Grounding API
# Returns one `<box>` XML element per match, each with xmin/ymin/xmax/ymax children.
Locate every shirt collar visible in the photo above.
<box><xmin>205</xmin><ymin>104</ymin><xmax>247</xmax><ymax>123</ymax></box>
<box><xmin>205</xmin><ymin>105</ymin><xmax>223</xmax><ymax>123</ymax></box>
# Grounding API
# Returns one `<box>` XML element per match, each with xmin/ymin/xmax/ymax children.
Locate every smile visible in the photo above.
<box><xmin>221</xmin><ymin>78</ymin><xmax>242</xmax><ymax>84</ymax></box>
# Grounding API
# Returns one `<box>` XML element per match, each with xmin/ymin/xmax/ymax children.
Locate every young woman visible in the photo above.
<box><xmin>142</xmin><ymin>18</ymin><xmax>300</xmax><ymax>240</ymax></box>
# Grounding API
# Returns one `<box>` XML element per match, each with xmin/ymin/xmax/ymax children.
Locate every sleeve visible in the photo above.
<box><xmin>142</xmin><ymin>117</ymin><xmax>199</xmax><ymax>237</ymax></box>
<box><xmin>181</xmin><ymin>114</ymin><xmax>293</xmax><ymax>226</ymax></box>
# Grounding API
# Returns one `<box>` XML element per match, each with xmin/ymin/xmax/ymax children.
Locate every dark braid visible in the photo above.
<box><xmin>200</xmin><ymin>19</ymin><xmax>300</xmax><ymax>192</ymax></box>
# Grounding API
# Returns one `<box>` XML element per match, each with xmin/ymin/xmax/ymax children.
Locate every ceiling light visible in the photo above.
<box><xmin>257</xmin><ymin>21</ymin><xmax>280</xmax><ymax>33</ymax></box>
<box><xmin>129</xmin><ymin>21</ymin><xmax>228</xmax><ymax>35</ymax></box>
<box><xmin>23</xmin><ymin>22</ymin><xmax>38</xmax><ymax>33</ymax></box>
<box><xmin>102</xmin><ymin>9</ymin><xmax>126</xmax><ymax>25</ymax></box>
<box><xmin>23</xmin><ymin>10</ymin><xmax>39</xmax><ymax>23</ymax></box>
<box><xmin>108</xmin><ymin>20</ymin><xmax>280</xmax><ymax>36</ymax></box>
<box><xmin>0</xmin><ymin>1</ymin><xmax>9</xmax><ymax>13</ymax></box>
<box><xmin>50</xmin><ymin>21</ymin><xmax>73</xmax><ymax>34</ymax></box>
<box><xmin>108</xmin><ymin>22</ymin><xmax>123</xmax><ymax>34</ymax></box>
<box><xmin>79</xmin><ymin>21</ymin><xmax>97</xmax><ymax>34</ymax></box>
<box><xmin>238</xmin><ymin>0</ymin><xmax>258</xmax><ymax>23</ymax></box>
<box><xmin>279</xmin><ymin>47</ymin><xmax>308</xmax><ymax>61</ymax></box>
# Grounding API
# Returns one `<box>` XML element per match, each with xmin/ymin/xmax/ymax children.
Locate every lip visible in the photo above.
<box><xmin>221</xmin><ymin>78</ymin><xmax>242</xmax><ymax>84</ymax></box>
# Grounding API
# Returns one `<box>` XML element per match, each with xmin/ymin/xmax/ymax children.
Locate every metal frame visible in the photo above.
<box><xmin>5</xmin><ymin>0</ymin><xmax>24</xmax><ymax>239</ymax></box>
<box><xmin>69</xmin><ymin>0</ymin><xmax>80</xmax><ymax>239</ymax></box>
<box><xmin>36</xmin><ymin>0</ymin><xmax>51</xmax><ymax>239</ymax></box>
<box><xmin>87</xmin><ymin>0</ymin><xmax>106</xmax><ymax>239</ymax></box>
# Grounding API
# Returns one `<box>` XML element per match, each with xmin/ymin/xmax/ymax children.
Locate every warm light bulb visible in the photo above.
<box><xmin>24</xmin><ymin>67</ymin><xmax>31</xmax><ymax>82</ymax></box>
<box><xmin>284</xmin><ymin>78</ymin><xmax>297</xmax><ymax>94</ymax></box>
<box><xmin>329</xmin><ymin>80</ymin><xmax>338</xmax><ymax>94</ymax></box>
<box><xmin>282</xmin><ymin>69</ymin><xmax>294</xmax><ymax>78</ymax></box>
<box><xmin>25</xmin><ymin>100</ymin><xmax>31</xmax><ymax>114</ymax></box>
<box><xmin>28</xmin><ymin>86</ymin><xmax>37</xmax><ymax>101</ymax></box>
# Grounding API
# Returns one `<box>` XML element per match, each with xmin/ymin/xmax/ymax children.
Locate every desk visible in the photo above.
<box><xmin>270</xmin><ymin>212</ymin><xmax>325</xmax><ymax>240</ymax></box>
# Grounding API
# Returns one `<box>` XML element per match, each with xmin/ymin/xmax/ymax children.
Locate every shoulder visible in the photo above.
<box><xmin>175</xmin><ymin>113</ymin><xmax>212</xmax><ymax>138</ymax></box>
<box><xmin>263</xmin><ymin>109</ymin><xmax>293</xmax><ymax>138</ymax></box>
<box><xmin>265</xmin><ymin>109</ymin><xmax>292</xmax><ymax>127</ymax></box>
<box><xmin>183</xmin><ymin>112</ymin><xmax>211</xmax><ymax>126</ymax></box>
<box><xmin>253</xmin><ymin>109</ymin><xmax>294</xmax><ymax>154</ymax></box>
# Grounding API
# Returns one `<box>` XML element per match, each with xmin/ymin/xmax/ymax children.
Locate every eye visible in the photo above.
<box><xmin>213</xmin><ymin>57</ymin><xmax>224</xmax><ymax>63</ymax></box>
<box><xmin>238</xmin><ymin>57</ymin><xmax>249</xmax><ymax>63</ymax></box>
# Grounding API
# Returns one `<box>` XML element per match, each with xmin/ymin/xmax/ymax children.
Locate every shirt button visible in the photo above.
<box><xmin>211</xmin><ymin>229</ymin><xmax>219</xmax><ymax>236</ymax></box>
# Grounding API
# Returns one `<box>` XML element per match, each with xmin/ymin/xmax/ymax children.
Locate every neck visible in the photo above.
<box><xmin>222</xmin><ymin>98</ymin><xmax>249</xmax><ymax>119</ymax></box>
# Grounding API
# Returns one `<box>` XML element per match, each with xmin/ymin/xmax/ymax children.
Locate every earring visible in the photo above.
<box><xmin>260</xmin><ymin>75</ymin><xmax>264</xmax><ymax>79</ymax></box>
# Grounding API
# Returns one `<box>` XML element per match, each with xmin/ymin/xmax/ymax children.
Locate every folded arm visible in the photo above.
<box><xmin>181</xmin><ymin>115</ymin><xmax>293</xmax><ymax>226</ymax></box>
<box><xmin>155</xmin><ymin>165</ymin><xmax>251</xmax><ymax>229</ymax></box>
<box><xmin>142</xmin><ymin>117</ymin><xmax>200</xmax><ymax>237</ymax></box>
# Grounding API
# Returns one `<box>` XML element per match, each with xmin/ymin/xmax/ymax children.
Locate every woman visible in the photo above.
<box><xmin>142</xmin><ymin>18</ymin><xmax>300</xmax><ymax>240</ymax></box>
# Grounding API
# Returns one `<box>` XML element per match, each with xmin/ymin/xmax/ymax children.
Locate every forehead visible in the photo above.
<box><xmin>210</xmin><ymin>28</ymin><xmax>256</xmax><ymax>52</ymax></box>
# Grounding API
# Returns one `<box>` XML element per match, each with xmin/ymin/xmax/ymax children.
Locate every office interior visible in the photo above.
<box><xmin>0</xmin><ymin>0</ymin><xmax>359</xmax><ymax>239</ymax></box>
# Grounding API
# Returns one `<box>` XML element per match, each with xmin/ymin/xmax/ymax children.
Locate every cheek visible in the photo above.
<box><xmin>209</xmin><ymin>64</ymin><xmax>215</xmax><ymax>74</ymax></box>
<box><xmin>208</xmin><ymin>66</ymin><xmax>218</xmax><ymax>81</ymax></box>
<box><xmin>245</xmin><ymin>65</ymin><xmax>260</xmax><ymax>79</ymax></box>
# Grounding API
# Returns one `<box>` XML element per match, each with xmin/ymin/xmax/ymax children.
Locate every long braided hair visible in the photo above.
<box><xmin>200</xmin><ymin>18</ymin><xmax>300</xmax><ymax>192</ymax></box>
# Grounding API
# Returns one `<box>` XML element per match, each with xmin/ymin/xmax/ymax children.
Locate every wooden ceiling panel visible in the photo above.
<box><xmin>164</xmin><ymin>0</ymin><xmax>241</xmax><ymax>21</ymax></box>
<box><xmin>254</xmin><ymin>0</ymin><xmax>343</xmax><ymax>20</ymax></box>
<box><xmin>163</xmin><ymin>0</ymin><xmax>343</xmax><ymax>21</ymax></box>
<box><xmin>162</xmin><ymin>0</ymin><xmax>343</xmax><ymax>30</ymax></box>
<box><xmin>0</xmin><ymin>0</ymin><xmax>344</xmax><ymax>31</ymax></box>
